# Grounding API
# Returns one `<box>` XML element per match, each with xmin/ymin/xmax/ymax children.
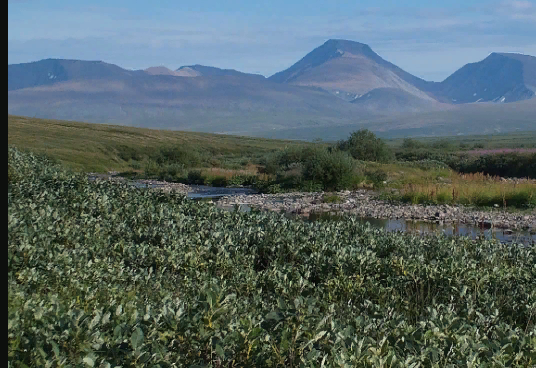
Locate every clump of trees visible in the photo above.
<box><xmin>259</xmin><ymin>129</ymin><xmax>392</xmax><ymax>192</ymax></box>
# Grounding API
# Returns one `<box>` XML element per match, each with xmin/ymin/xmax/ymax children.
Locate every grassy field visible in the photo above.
<box><xmin>7</xmin><ymin>115</ymin><xmax>308</xmax><ymax>172</ymax></box>
<box><xmin>386</xmin><ymin>131</ymin><xmax>536</xmax><ymax>150</ymax></box>
<box><xmin>8</xmin><ymin>115</ymin><xmax>536</xmax><ymax>208</ymax></box>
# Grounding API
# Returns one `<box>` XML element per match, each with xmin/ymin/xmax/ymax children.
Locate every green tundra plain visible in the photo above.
<box><xmin>8</xmin><ymin>115</ymin><xmax>536</xmax><ymax>209</ymax></box>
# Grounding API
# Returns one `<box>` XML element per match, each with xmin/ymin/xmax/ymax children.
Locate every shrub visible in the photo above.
<box><xmin>7</xmin><ymin>146</ymin><xmax>536</xmax><ymax>367</ymax></box>
<box><xmin>151</xmin><ymin>146</ymin><xmax>205</xmax><ymax>168</ymax></box>
<box><xmin>302</xmin><ymin>148</ymin><xmax>356</xmax><ymax>191</ymax></box>
<box><xmin>397</xmin><ymin>159</ymin><xmax>450</xmax><ymax>170</ymax></box>
<box><xmin>208</xmin><ymin>176</ymin><xmax>228</xmax><ymax>187</ymax></box>
<box><xmin>187</xmin><ymin>169</ymin><xmax>205</xmax><ymax>184</ymax></box>
<box><xmin>263</xmin><ymin>146</ymin><xmax>317</xmax><ymax>175</ymax></box>
<box><xmin>365</xmin><ymin>168</ymin><xmax>388</xmax><ymax>188</ymax></box>
<box><xmin>456</xmin><ymin>153</ymin><xmax>536</xmax><ymax>178</ymax></box>
<box><xmin>260</xmin><ymin>146</ymin><xmax>360</xmax><ymax>192</ymax></box>
<box><xmin>336</xmin><ymin>129</ymin><xmax>393</xmax><ymax>163</ymax></box>
<box><xmin>227</xmin><ymin>175</ymin><xmax>257</xmax><ymax>187</ymax></box>
<box><xmin>129</xmin><ymin>160</ymin><xmax>142</xmax><ymax>170</ymax></box>
<box><xmin>143</xmin><ymin>159</ymin><xmax>160</xmax><ymax>177</ymax></box>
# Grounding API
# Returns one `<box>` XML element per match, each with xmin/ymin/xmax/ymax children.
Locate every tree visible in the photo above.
<box><xmin>336</xmin><ymin>129</ymin><xmax>392</xmax><ymax>163</ymax></box>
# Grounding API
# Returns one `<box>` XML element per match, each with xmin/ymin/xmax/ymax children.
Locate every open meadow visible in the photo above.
<box><xmin>8</xmin><ymin>115</ymin><xmax>535</xmax><ymax>210</ymax></box>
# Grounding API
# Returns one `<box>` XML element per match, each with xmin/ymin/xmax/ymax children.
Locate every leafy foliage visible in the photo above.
<box><xmin>261</xmin><ymin>146</ymin><xmax>358</xmax><ymax>192</ymax></box>
<box><xmin>337</xmin><ymin>129</ymin><xmax>393</xmax><ymax>163</ymax></box>
<box><xmin>8</xmin><ymin>147</ymin><xmax>536</xmax><ymax>367</ymax></box>
<box><xmin>396</xmin><ymin>149</ymin><xmax>536</xmax><ymax>179</ymax></box>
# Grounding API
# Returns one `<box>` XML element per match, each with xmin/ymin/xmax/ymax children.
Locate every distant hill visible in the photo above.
<box><xmin>8</xmin><ymin>59</ymin><xmax>144</xmax><ymax>91</ymax></box>
<box><xmin>144</xmin><ymin>66</ymin><xmax>182</xmax><ymax>76</ymax></box>
<box><xmin>175</xmin><ymin>64</ymin><xmax>266</xmax><ymax>80</ymax></box>
<box><xmin>255</xmin><ymin>98</ymin><xmax>536</xmax><ymax>140</ymax></box>
<box><xmin>7</xmin><ymin>41</ymin><xmax>536</xmax><ymax>139</ymax></box>
<box><xmin>8</xmin><ymin>69</ymin><xmax>376</xmax><ymax>134</ymax></box>
<box><xmin>431</xmin><ymin>53</ymin><xmax>536</xmax><ymax>103</ymax></box>
<box><xmin>269</xmin><ymin>39</ymin><xmax>435</xmax><ymax>101</ymax></box>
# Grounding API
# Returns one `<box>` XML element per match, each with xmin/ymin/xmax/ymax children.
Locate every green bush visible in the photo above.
<box><xmin>129</xmin><ymin>159</ymin><xmax>142</xmax><ymax>170</ymax></box>
<box><xmin>187</xmin><ymin>169</ymin><xmax>205</xmax><ymax>184</ymax></box>
<box><xmin>336</xmin><ymin>129</ymin><xmax>393</xmax><ymax>163</ymax></box>
<box><xmin>397</xmin><ymin>159</ymin><xmax>450</xmax><ymax>170</ymax></box>
<box><xmin>261</xmin><ymin>146</ymin><xmax>360</xmax><ymax>192</ymax></box>
<box><xmin>302</xmin><ymin>148</ymin><xmax>356</xmax><ymax>191</ymax></box>
<box><xmin>8</xmin><ymin>146</ymin><xmax>536</xmax><ymax>367</ymax></box>
<box><xmin>143</xmin><ymin>159</ymin><xmax>160</xmax><ymax>177</ymax></box>
<box><xmin>263</xmin><ymin>146</ymin><xmax>316</xmax><ymax>175</ymax></box>
<box><xmin>208</xmin><ymin>176</ymin><xmax>228</xmax><ymax>187</ymax></box>
<box><xmin>151</xmin><ymin>146</ymin><xmax>206</xmax><ymax>168</ymax></box>
<box><xmin>227</xmin><ymin>175</ymin><xmax>256</xmax><ymax>187</ymax></box>
<box><xmin>456</xmin><ymin>153</ymin><xmax>536</xmax><ymax>178</ymax></box>
<box><xmin>365</xmin><ymin>168</ymin><xmax>388</xmax><ymax>187</ymax></box>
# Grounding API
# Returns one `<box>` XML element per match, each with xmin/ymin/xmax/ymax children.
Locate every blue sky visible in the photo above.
<box><xmin>8</xmin><ymin>0</ymin><xmax>536</xmax><ymax>81</ymax></box>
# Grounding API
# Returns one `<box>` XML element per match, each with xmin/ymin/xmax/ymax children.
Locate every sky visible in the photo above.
<box><xmin>7</xmin><ymin>0</ymin><xmax>536</xmax><ymax>81</ymax></box>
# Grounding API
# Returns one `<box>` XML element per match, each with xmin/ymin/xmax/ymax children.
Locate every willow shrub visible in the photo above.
<box><xmin>7</xmin><ymin>147</ymin><xmax>536</xmax><ymax>367</ymax></box>
<box><xmin>336</xmin><ymin>129</ymin><xmax>393</xmax><ymax>163</ymax></box>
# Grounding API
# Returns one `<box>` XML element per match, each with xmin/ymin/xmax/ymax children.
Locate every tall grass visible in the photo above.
<box><xmin>398</xmin><ymin>173</ymin><xmax>536</xmax><ymax>208</ymax></box>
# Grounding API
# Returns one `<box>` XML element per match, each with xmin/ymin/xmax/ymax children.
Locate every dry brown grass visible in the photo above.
<box><xmin>398</xmin><ymin>172</ymin><xmax>535</xmax><ymax>208</ymax></box>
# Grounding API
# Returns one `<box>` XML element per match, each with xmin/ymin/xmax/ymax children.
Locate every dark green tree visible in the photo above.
<box><xmin>336</xmin><ymin>129</ymin><xmax>392</xmax><ymax>162</ymax></box>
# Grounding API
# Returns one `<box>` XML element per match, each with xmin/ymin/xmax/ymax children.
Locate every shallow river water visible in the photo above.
<box><xmin>190</xmin><ymin>187</ymin><xmax>535</xmax><ymax>245</ymax></box>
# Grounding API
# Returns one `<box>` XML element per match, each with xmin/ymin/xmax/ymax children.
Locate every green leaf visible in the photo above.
<box><xmin>131</xmin><ymin>327</ymin><xmax>144</xmax><ymax>350</ymax></box>
<box><xmin>83</xmin><ymin>356</ymin><xmax>95</xmax><ymax>367</ymax></box>
<box><xmin>265</xmin><ymin>311</ymin><xmax>284</xmax><ymax>321</ymax></box>
<box><xmin>215</xmin><ymin>344</ymin><xmax>225</xmax><ymax>359</ymax></box>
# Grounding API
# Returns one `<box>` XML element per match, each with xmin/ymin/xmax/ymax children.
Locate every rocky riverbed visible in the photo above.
<box><xmin>218</xmin><ymin>190</ymin><xmax>536</xmax><ymax>231</ymax></box>
<box><xmin>88</xmin><ymin>173</ymin><xmax>535</xmax><ymax>232</ymax></box>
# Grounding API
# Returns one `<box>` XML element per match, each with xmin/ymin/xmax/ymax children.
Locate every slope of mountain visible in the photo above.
<box><xmin>175</xmin><ymin>64</ymin><xmax>265</xmax><ymax>80</ymax></box>
<box><xmin>7</xmin><ymin>41</ymin><xmax>536</xmax><ymax>139</ymax></box>
<box><xmin>351</xmin><ymin>88</ymin><xmax>450</xmax><ymax>114</ymax></box>
<box><xmin>253</xmin><ymin>98</ymin><xmax>536</xmax><ymax>140</ymax></box>
<box><xmin>269</xmin><ymin>39</ymin><xmax>435</xmax><ymax>100</ymax></box>
<box><xmin>433</xmin><ymin>53</ymin><xmax>536</xmax><ymax>103</ymax></box>
<box><xmin>8</xmin><ymin>59</ymin><xmax>144</xmax><ymax>91</ymax></box>
<box><xmin>8</xmin><ymin>70</ymin><xmax>378</xmax><ymax>133</ymax></box>
<box><xmin>144</xmin><ymin>66</ymin><xmax>182</xmax><ymax>76</ymax></box>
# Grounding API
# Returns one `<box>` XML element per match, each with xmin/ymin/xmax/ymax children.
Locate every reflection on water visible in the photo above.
<box><xmin>119</xmin><ymin>180</ymin><xmax>535</xmax><ymax>245</ymax></box>
<box><xmin>187</xmin><ymin>185</ymin><xmax>256</xmax><ymax>199</ymax></box>
<box><xmin>307</xmin><ymin>212</ymin><xmax>535</xmax><ymax>245</ymax></box>
<box><xmin>217</xmin><ymin>204</ymin><xmax>535</xmax><ymax>245</ymax></box>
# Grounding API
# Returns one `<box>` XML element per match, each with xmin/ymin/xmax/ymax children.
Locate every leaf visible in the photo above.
<box><xmin>215</xmin><ymin>344</ymin><xmax>225</xmax><ymax>359</ymax></box>
<box><xmin>131</xmin><ymin>327</ymin><xmax>144</xmax><ymax>350</ymax></box>
<box><xmin>51</xmin><ymin>341</ymin><xmax>60</xmax><ymax>357</ymax></box>
<box><xmin>265</xmin><ymin>311</ymin><xmax>284</xmax><ymax>322</ymax></box>
<box><xmin>206</xmin><ymin>290</ymin><xmax>217</xmax><ymax>309</ymax></box>
<box><xmin>102</xmin><ymin>312</ymin><xmax>111</xmax><ymax>325</ymax></box>
<box><xmin>83</xmin><ymin>356</ymin><xmax>95</xmax><ymax>367</ymax></box>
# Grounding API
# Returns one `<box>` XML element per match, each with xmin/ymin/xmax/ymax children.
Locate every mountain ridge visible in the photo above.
<box><xmin>268</xmin><ymin>39</ymin><xmax>435</xmax><ymax>101</ymax></box>
<box><xmin>7</xmin><ymin>40</ymin><xmax>536</xmax><ymax>139</ymax></box>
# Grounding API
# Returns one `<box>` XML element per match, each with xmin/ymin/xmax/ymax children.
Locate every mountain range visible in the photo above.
<box><xmin>8</xmin><ymin>39</ymin><xmax>536</xmax><ymax>139</ymax></box>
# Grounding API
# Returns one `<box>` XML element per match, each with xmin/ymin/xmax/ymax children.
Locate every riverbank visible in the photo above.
<box><xmin>218</xmin><ymin>190</ymin><xmax>536</xmax><ymax>231</ymax></box>
<box><xmin>88</xmin><ymin>173</ymin><xmax>535</xmax><ymax>231</ymax></box>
